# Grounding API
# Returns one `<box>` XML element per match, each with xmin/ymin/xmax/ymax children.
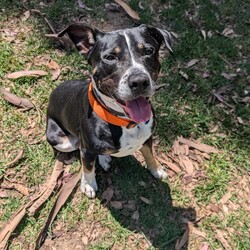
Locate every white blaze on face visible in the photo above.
<box><xmin>117</xmin><ymin>31</ymin><xmax>154</xmax><ymax>99</ymax></box>
<box><xmin>123</xmin><ymin>32</ymin><xmax>149</xmax><ymax>75</ymax></box>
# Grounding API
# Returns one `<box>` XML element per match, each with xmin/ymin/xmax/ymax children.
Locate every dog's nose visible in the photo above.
<box><xmin>128</xmin><ymin>73</ymin><xmax>150</xmax><ymax>92</ymax></box>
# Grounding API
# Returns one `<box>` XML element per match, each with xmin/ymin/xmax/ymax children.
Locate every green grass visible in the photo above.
<box><xmin>0</xmin><ymin>0</ymin><xmax>249</xmax><ymax>249</ymax></box>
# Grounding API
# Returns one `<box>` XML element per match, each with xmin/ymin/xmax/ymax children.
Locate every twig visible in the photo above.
<box><xmin>210</xmin><ymin>91</ymin><xmax>235</xmax><ymax>109</ymax></box>
<box><xmin>21</xmin><ymin>2</ymin><xmax>56</xmax><ymax>34</ymax></box>
<box><xmin>30</xmin><ymin>9</ymin><xmax>56</xmax><ymax>34</ymax></box>
<box><xmin>218</xmin><ymin>54</ymin><xmax>233</xmax><ymax>67</ymax></box>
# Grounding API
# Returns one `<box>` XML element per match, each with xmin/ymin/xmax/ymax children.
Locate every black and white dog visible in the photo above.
<box><xmin>46</xmin><ymin>23</ymin><xmax>172</xmax><ymax>198</ymax></box>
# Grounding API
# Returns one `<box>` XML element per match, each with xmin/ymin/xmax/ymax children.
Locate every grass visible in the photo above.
<box><xmin>0</xmin><ymin>0</ymin><xmax>249</xmax><ymax>249</ymax></box>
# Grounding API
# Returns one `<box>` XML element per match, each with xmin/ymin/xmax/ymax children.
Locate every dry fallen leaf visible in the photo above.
<box><xmin>175</xmin><ymin>226</ymin><xmax>189</xmax><ymax>250</ymax></box>
<box><xmin>124</xmin><ymin>200</ymin><xmax>136</xmax><ymax>210</ymax></box>
<box><xmin>0</xmin><ymin>88</ymin><xmax>34</xmax><ymax>110</ymax></box>
<box><xmin>0</xmin><ymin>189</ymin><xmax>9</xmax><ymax>198</ymax></box>
<box><xmin>105</xmin><ymin>3</ymin><xmax>121</xmax><ymax>11</ymax></box>
<box><xmin>82</xmin><ymin>236</ymin><xmax>89</xmax><ymax>245</ymax></box>
<box><xmin>237</xmin><ymin>117</ymin><xmax>244</xmax><ymax>124</ymax></box>
<box><xmin>207</xmin><ymin>30</ymin><xmax>213</xmax><ymax>38</ymax></box>
<box><xmin>208</xmin><ymin>203</ymin><xmax>220</xmax><ymax>213</ymax></box>
<box><xmin>200</xmin><ymin>243</ymin><xmax>210</xmax><ymax>250</ymax></box>
<box><xmin>221</xmin><ymin>72</ymin><xmax>237</xmax><ymax>80</ymax></box>
<box><xmin>218</xmin><ymin>191</ymin><xmax>231</xmax><ymax>204</ymax></box>
<box><xmin>51</xmin><ymin>68</ymin><xmax>61</xmax><ymax>81</ymax></box>
<box><xmin>114</xmin><ymin>0</ymin><xmax>140</xmax><ymax>20</ymax></box>
<box><xmin>241</xmin><ymin>96</ymin><xmax>250</xmax><ymax>104</ymax></box>
<box><xmin>178</xmin><ymin>155</ymin><xmax>194</xmax><ymax>174</ymax></box>
<box><xmin>186</xmin><ymin>59</ymin><xmax>199</xmax><ymax>68</ymax></box>
<box><xmin>215</xmin><ymin>229</ymin><xmax>232</xmax><ymax>250</ymax></box>
<box><xmin>47</xmin><ymin>59</ymin><xmax>59</xmax><ymax>70</ymax></box>
<box><xmin>202</xmin><ymin>72</ymin><xmax>210</xmax><ymax>78</ymax></box>
<box><xmin>13</xmin><ymin>183</ymin><xmax>29</xmax><ymax>196</ymax></box>
<box><xmin>132</xmin><ymin>210</ymin><xmax>139</xmax><ymax>220</ymax></box>
<box><xmin>140</xmin><ymin>196</ymin><xmax>152</xmax><ymax>205</ymax></box>
<box><xmin>194</xmin><ymin>150</ymin><xmax>210</xmax><ymax>160</ymax></box>
<box><xmin>192</xmin><ymin>227</ymin><xmax>207</xmax><ymax>239</ymax></box>
<box><xmin>22</xmin><ymin>10</ymin><xmax>31</xmax><ymax>22</ymax></box>
<box><xmin>101</xmin><ymin>187</ymin><xmax>114</xmax><ymax>202</ymax></box>
<box><xmin>6</xmin><ymin>150</ymin><xmax>24</xmax><ymax>167</ymax></box>
<box><xmin>173</xmin><ymin>140</ymin><xmax>187</xmax><ymax>155</ymax></box>
<box><xmin>227</xmin><ymin>200</ymin><xmax>239</xmax><ymax>211</ymax></box>
<box><xmin>138</xmin><ymin>181</ymin><xmax>146</xmax><ymax>187</ymax></box>
<box><xmin>178</xmin><ymin>137</ymin><xmax>219</xmax><ymax>154</ymax></box>
<box><xmin>110</xmin><ymin>201</ymin><xmax>122</xmax><ymax>209</ymax></box>
<box><xmin>201</xmin><ymin>29</ymin><xmax>206</xmax><ymax>40</ymax></box>
<box><xmin>156</xmin><ymin>156</ymin><xmax>181</xmax><ymax>173</ymax></box>
<box><xmin>47</xmin><ymin>59</ymin><xmax>61</xmax><ymax>81</ymax></box>
<box><xmin>7</xmin><ymin>70</ymin><xmax>47</xmax><ymax>79</ymax></box>
<box><xmin>87</xmin><ymin>202</ymin><xmax>95</xmax><ymax>216</ymax></box>
<box><xmin>221</xmin><ymin>28</ymin><xmax>241</xmax><ymax>38</ymax></box>
<box><xmin>179</xmin><ymin>70</ymin><xmax>189</xmax><ymax>80</ymax></box>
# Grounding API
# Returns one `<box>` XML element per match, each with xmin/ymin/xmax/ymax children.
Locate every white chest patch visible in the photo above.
<box><xmin>111</xmin><ymin>116</ymin><xmax>153</xmax><ymax>157</ymax></box>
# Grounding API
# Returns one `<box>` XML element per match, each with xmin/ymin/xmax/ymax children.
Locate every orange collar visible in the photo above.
<box><xmin>88</xmin><ymin>82</ymin><xmax>137</xmax><ymax>128</ymax></box>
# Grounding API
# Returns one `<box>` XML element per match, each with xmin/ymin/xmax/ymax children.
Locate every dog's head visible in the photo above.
<box><xmin>59</xmin><ymin>23</ymin><xmax>173</xmax><ymax>123</ymax></box>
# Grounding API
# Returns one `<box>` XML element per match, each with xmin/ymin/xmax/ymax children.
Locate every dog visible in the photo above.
<box><xmin>46</xmin><ymin>22</ymin><xmax>173</xmax><ymax>198</ymax></box>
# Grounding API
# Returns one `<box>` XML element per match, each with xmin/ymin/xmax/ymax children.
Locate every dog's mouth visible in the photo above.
<box><xmin>117</xmin><ymin>97</ymin><xmax>152</xmax><ymax>123</ymax></box>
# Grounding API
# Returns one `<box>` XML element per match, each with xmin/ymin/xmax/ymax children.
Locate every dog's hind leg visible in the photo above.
<box><xmin>46</xmin><ymin>118</ymin><xmax>80</xmax><ymax>153</ymax></box>
<box><xmin>140</xmin><ymin>137</ymin><xmax>167</xmax><ymax>180</ymax></box>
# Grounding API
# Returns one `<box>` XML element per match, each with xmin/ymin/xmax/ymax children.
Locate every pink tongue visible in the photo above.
<box><xmin>124</xmin><ymin>97</ymin><xmax>152</xmax><ymax>123</ymax></box>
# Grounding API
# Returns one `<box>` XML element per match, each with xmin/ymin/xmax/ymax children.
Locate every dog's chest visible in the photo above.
<box><xmin>111</xmin><ymin>117</ymin><xmax>153</xmax><ymax>157</ymax></box>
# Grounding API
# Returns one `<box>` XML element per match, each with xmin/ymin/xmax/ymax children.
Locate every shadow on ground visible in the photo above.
<box><xmin>95</xmin><ymin>156</ymin><xmax>196</xmax><ymax>249</ymax></box>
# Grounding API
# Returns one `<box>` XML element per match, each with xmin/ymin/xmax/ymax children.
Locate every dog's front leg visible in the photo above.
<box><xmin>80</xmin><ymin>149</ymin><xmax>98</xmax><ymax>198</ymax></box>
<box><xmin>140</xmin><ymin>137</ymin><xmax>167</xmax><ymax>180</ymax></box>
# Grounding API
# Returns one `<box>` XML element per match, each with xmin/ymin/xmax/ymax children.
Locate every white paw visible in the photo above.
<box><xmin>150</xmin><ymin>167</ymin><xmax>168</xmax><ymax>180</ymax></box>
<box><xmin>98</xmin><ymin>155</ymin><xmax>112</xmax><ymax>171</ymax></box>
<box><xmin>80</xmin><ymin>172</ymin><xmax>98</xmax><ymax>198</ymax></box>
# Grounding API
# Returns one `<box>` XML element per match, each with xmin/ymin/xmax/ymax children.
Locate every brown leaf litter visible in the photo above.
<box><xmin>110</xmin><ymin>200</ymin><xmax>123</xmax><ymax>209</ymax></box>
<box><xmin>114</xmin><ymin>0</ymin><xmax>140</xmax><ymax>20</ymax></box>
<box><xmin>0</xmin><ymin>179</ymin><xmax>29</xmax><ymax>196</ymax></box>
<box><xmin>221</xmin><ymin>27</ymin><xmax>241</xmax><ymax>39</ymax></box>
<box><xmin>186</xmin><ymin>59</ymin><xmax>199</xmax><ymax>68</ymax></box>
<box><xmin>215</xmin><ymin>229</ymin><xmax>232</xmax><ymax>250</ymax></box>
<box><xmin>157</xmin><ymin>137</ymin><xmax>219</xmax><ymax>179</ymax></box>
<box><xmin>47</xmin><ymin>59</ymin><xmax>61</xmax><ymax>81</ymax></box>
<box><xmin>199</xmin><ymin>243</ymin><xmax>210</xmax><ymax>250</ymax></box>
<box><xmin>175</xmin><ymin>224</ymin><xmax>190</xmax><ymax>250</ymax></box>
<box><xmin>6</xmin><ymin>70</ymin><xmax>48</xmax><ymax>79</ymax></box>
<box><xmin>5</xmin><ymin>150</ymin><xmax>23</xmax><ymax>167</ymax></box>
<box><xmin>101</xmin><ymin>186</ymin><xmax>114</xmax><ymax>203</ymax></box>
<box><xmin>0</xmin><ymin>88</ymin><xmax>34</xmax><ymax>110</ymax></box>
<box><xmin>140</xmin><ymin>196</ymin><xmax>152</xmax><ymax>205</ymax></box>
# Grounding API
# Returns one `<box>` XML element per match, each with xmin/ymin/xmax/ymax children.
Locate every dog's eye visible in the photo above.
<box><xmin>103</xmin><ymin>54</ymin><xmax>117</xmax><ymax>62</ymax></box>
<box><xmin>144</xmin><ymin>48</ymin><xmax>154</xmax><ymax>56</ymax></box>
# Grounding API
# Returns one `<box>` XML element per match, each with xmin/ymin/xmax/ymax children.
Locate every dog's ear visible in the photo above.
<box><xmin>146</xmin><ymin>26</ymin><xmax>173</xmax><ymax>53</ymax></box>
<box><xmin>58</xmin><ymin>22</ymin><xmax>98</xmax><ymax>57</ymax></box>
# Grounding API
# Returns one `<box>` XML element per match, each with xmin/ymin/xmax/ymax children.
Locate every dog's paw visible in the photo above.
<box><xmin>98</xmin><ymin>155</ymin><xmax>112</xmax><ymax>171</ymax></box>
<box><xmin>81</xmin><ymin>183</ymin><xmax>97</xmax><ymax>198</ymax></box>
<box><xmin>80</xmin><ymin>172</ymin><xmax>98</xmax><ymax>198</ymax></box>
<box><xmin>150</xmin><ymin>167</ymin><xmax>168</xmax><ymax>180</ymax></box>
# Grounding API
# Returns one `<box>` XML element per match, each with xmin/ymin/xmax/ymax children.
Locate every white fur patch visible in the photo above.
<box><xmin>80</xmin><ymin>171</ymin><xmax>98</xmax><ymax>198</ymax></box>
<box><xmin>98</xmin><ymin>155</ymin><xmax>112</xmax><ymax>171</ymax></box>
<box><xmin>111</xmin><ymin>116</ymin><xmax>153</xmax><ymax>157</ymax></box>
<box><xmin>150</xmin><ymin>167</ymin><xmax>168</xmax><ymax>180</ymax></box>
<box><xmin>54</xmin><ymin>135</ymin><xmax>80</xmax><ymax>153</ymax></box>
